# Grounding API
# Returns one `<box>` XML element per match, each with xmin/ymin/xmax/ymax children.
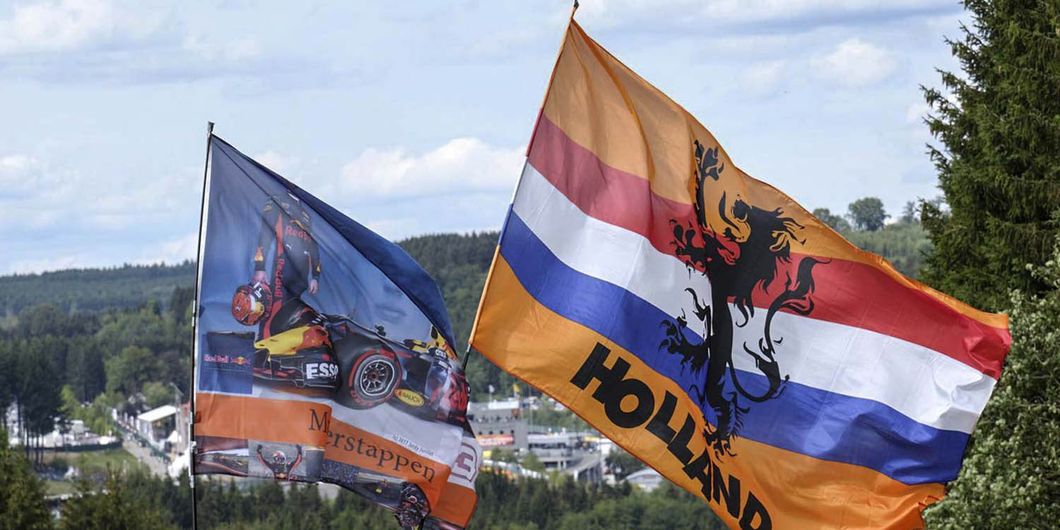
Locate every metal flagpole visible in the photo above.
<box><xmin>461</xmin><ymin>0</ymin><xmax>579</xmax><ymax>374</ymax></box>
<box><xmin>189</xmin><ymin>121</ymin><xmax>214</xmax><ymax>530</ymax></box>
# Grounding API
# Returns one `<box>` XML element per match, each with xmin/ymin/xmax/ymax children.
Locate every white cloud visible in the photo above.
<box><xmin>182</xmin><ymin>34</ymin><xmax>261</xmax><ymax>62</ymax></box>
<box><xmin>254</xmin><ymin>150</ymin><xmax>298</xmax><ymax>175</ymax></box>
<box><xmin>0</xmin><ymin>150</ymin><xmax>197</xmax><ymax>234</ymax></box>
<box><xmin>0</xmin><ymin>0</ymin><xmax>160</xmax><ymax>55</ymax></box>
<box><xmin>0</xmin><ymin>154</ymin><xmax>42</xmax><ymax>191</ymax></box>
<box><xmin>137</xmin><ymin>232</ymin><xmax>198</xmax><ymax>265</ymax></box>
<box><xmin>364</xmin><ymin>218</ymin><xmax>421</xmax><ymax>241</ymax></box>
<box><xmin>905</xmin><ymin>101</ymin><xmax>930</xmax><ymax>124</ymax></box>
<box><xmin>740</xmin><ymin>60</ymin><xmax>786</xmax><ymax>93</ymax></box>
<box><xmin>7</xmin><ymin>254</ymin><xmax>86</xmax><ymax>274</ymax></box>
<box><xmin>337</xmin><ymin>138</ymin><xmax>523</xmax><ymax>200</ymax></box>
<box><xmin>813</xmin><ymin>38</ymin><xmax>897</xmax><ymax>87</ymax></box>
<box><xmin>577</xmin><ymin>0</ymin><xmax>956</xmax><ymax>29</ymax></box>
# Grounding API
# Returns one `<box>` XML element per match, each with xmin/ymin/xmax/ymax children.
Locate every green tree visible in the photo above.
<box><xmin>926</xmin><ymin>238</ymin><xmax>1060</xmax><ymax>528</ymax></box>
<box><xmin>847</xmin><ymin>197</ymin><xmax>889</xmax><ymax>232</ymax></box>
<box><xmin>522</xmin><ymin>451</ymin><xmax>545</xmax><ymax>472</ymax></box>
<box><xmin>61</xmin><ymin>468</ymin><xmax>178</xmax><ymax>530</ymax></box>
<box><xmin>142</xmin><ymin>381</ymin><xmax>175</xmax><ymax>409</ymax></box>
<box><xmin>0</xmin><ymin>428</ymin><xmax>52</xmax><ymax>530</ymax></box>
<box><xmin>0</xmin><ymin>343</ymin><xmax>12</xmax><ymax>432</ymax></box>
<box><xmin>15</xmin><ymin>344</ymin><xmax>64</xmax><ymax>461</ymax></box>
<box><xmin>920</xmin><ymin>0</ymin><xmax>1060</xmax><ymax>311</ymax></box>
<box><xmin>605</xmin><ymin>447</ymin><xmax>645</xmax><ymax>480</ymax></box>
<box><xmin>812</xmin><ymin>208</ymin><xmax>851</xmax><ymax>233</ymax></box>
<box><xmin>104</xmin><ymin>346</ymin><xmax>162</xmax><ymax>397</ymax></box>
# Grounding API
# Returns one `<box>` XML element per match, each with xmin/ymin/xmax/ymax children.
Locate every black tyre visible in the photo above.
<box><xmin>347</xmin><ymin>349</ymin><xmax>401</xmax><ymax>408</ymax></box>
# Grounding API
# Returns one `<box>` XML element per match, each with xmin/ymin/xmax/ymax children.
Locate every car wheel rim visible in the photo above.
<box><xmin>359</xmin><ymin>358</ymin><xmax>394</xmax><ymax>397</ymax></box>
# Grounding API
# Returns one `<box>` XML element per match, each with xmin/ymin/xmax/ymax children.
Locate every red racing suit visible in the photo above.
<box><xmin>254</xmin><ymin>195</ymin><xmax>322</xmax><ymax>339</ymax></box>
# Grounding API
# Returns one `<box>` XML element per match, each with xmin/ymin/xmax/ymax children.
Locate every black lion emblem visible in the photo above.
<box><xmin>660</xmin><ymin>140</ymin><xmax>825</xmax><ymax>457</ymax></box>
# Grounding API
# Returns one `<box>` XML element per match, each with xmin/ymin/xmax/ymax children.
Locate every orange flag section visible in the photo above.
<box><xmin>471</xmin><ymin>257</ymin><xmax>945</xmax><ymax>529</ymax></box>
<box><xmin>539</xmin><ymin>20</ymin><xmax>1004</xmax><ymax>330</ymax></box>
<box><xmin>195</xmin><ymin>393</ymin><xmax>452</xmax><ymax>506</ymax></box>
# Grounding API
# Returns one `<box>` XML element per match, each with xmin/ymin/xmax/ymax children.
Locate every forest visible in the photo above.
<box><xmin>0</xmin><ymin>197</ymin><xmax>933</xmax><ymax>529</ymax></box>
<box><xmin>3</xmin><ymin>1</ymin><xmax>1059</xmax><ymax>527</ymax></box>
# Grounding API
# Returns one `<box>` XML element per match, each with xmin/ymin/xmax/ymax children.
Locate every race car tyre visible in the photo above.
<box><xmin>347</xmin><ymin>349</ymin><xmax>401</xmax><ymax>409</ymax></box>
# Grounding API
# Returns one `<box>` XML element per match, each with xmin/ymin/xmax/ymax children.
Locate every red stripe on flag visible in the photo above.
<box><xmin>527</xmin><ymin>115</ymin><xmax>1010</xmax><ymax>379</ymax></box>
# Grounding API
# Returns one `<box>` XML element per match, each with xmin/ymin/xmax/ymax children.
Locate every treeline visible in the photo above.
<box><xmin>0</xmin><ymin>445</ymin><xmax>722</xmax><ymax>530</ymax></box>
<box><xmin>813</xmin><ymin>200</ymin><xmax>932</xmax><ymax>278</ymax></box>
<box><xmin>0</xmin><ymin>288</ymin><xmax>194</xmax><ymax>461</ymax></box>
<box><xmin>0</xmin><ymin>262</ymin><xmax>195</xmax><ymax>317</ymax></box>
<box><xmin>0</xmin><ymin>213</ymin><xmax>933</xmax><ymax>410</ymax></box>
<box><xmin>398</xmin><ymin>232</ymin><xmax>528</xmax><ymax>401</ymax></box>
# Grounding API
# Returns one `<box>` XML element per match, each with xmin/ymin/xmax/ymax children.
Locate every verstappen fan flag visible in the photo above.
<box><xmin>470</xmin><ymin>19</ymin><xmax>1011</xmax><ymax>530</ymax></box>
<box><xmin>193</xmin><ymin>135</ymin><xmax>480</xmax><ymax>529</ymax></box>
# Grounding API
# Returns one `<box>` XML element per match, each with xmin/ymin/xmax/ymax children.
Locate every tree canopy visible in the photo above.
<box><xmin>920</xmin><ymin>0</ymin><xmax>1060</xmax><ymax>311</ymax></box>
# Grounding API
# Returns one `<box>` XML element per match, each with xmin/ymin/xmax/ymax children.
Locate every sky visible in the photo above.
<box><xmin>0</xmin><ymin>0</ymin><xmax>967</xmax><ymax>274</ymax></box>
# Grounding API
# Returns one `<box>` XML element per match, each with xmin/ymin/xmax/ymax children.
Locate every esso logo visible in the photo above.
<box><xmin>305</xmin><ymin>362</ymin><xmax>339</xmax><ymax>380</ymax></box>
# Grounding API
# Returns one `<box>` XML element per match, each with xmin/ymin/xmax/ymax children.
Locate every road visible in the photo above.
<box><xmin>118</xmin><ymin>429</ymin><xmax>170</xmax><ymax>477</ymax></box>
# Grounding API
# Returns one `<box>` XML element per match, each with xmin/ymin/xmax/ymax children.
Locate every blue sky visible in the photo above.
<box><xmin>0</xmin><ymin>0</ymin><xmax>965</xmax><ymax>274</ymax></box>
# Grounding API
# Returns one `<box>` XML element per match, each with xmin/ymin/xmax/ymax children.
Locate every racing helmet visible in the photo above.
<box><xmin>232</xmin><ymin>282</ymin><xmax>273</xmax><ymax>325</ymax></box>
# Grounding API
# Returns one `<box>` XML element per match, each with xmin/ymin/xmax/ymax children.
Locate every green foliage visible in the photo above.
<box><xmin>847</xmin><ymin>197</ymin><xmax>889</xmax><ymax>232</ymax></box>
<box><xmin>61</xmin><ymin>468</ymin><xmax>177</xmax><ymax>530</ymax></box>
<box><xmin>843</xmin><ymin>218</ymin><xmax>933</xmax><ymax>278</ymax></box>
<box><xmin>142</xmin><ymin>381</ymin><xmax>176</xmax><ymax>409</ymax></box>
<box><xmin>812</xmin><ymin>208</ymin><xmax>851</xmax><ymax>232</ymax></box>
<box><xmin>399</xmin><ymin>231</ymin><xmax>524</xmax><ymax>400</ymax></box>
<box><xmin>399</xmin><ymin>232</ymin><xmax>496</xmax><ymax>348</ymax></box>
<box><xmin>67</xmin><ymin>393</ymin><xmax>121</xmax><ymax>437</ymax></box>
<box><xmin>0</xmin><ymin>262</ymin><xmax>195</xmax><ymax>315</ymax></box>
<box><xmin>556</xmin><ymin>483</ymin><xmax>724</xmax><ymax>530</ymax></box>
<box><xmin>605</xmin><ymin>447</ymin><xmax>645</xmax><ymax>481</ymax></box>
<box><xmin>0</xmin><ymin>429</ymin><xmax>52</xmax><ymax>530</ymax></box>
<box><xmin>920</xmin><ymin>0</ymin><xmax>1060</xmax><ymax>311</ymax></box>
<box><xmin>472</xmin><ymin>472</ymin><xmax>722</xmax><ymax>530</ymax></box>
<box><xmin>15</xmin><ymin>340</ymin><xmax>64</xmax><ymax>449</ymax></box>
<box><xmin>105</xmin><ymin>346</ymin><xmax>163</xmax><ymax>397</ymax></box>
<box><xmin>521</xmin><ymin>452</ymin><xmax>545</xmax><ymax>472</ymax></box>
<box><xmin>926</xmin><ymin>239</ymin><xmax>1060</xmax><ymax>528</ymax></box>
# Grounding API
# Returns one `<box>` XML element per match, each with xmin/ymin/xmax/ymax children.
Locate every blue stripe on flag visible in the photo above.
<box><xmin>499</xmin><ymin>210</ymin><xmax>967</xmax><ymax>485</ymax></box>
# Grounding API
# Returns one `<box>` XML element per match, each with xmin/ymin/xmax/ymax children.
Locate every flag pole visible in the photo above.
<box><xmin>463</xmin><ymin>0</ymin><xmax>578</xmax><ymax>374</ymax></box>
<box><xmin>189</xmin><ymin>120</ymin><xmax>214</xmax><ymax>530</ymax></box>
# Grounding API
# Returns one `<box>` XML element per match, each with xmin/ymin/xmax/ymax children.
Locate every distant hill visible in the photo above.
<box><xmin>0</xmin><ymin>227</ymin><xmax>927</xmax><ymax>397</ymax></box>
<box><xmin>0</xmin><ymin>262</ymin><xmax>196</xmax><ymax>316</ymax></box>
<box><xmin>398</xmin><ymin>232</ymin><xmax>498</xmax><ymax>346</ymax></box>
<box><xmin>0</xmin><ymin>234</ymin><xmax>500</xmax><ymax>329</ymax></box>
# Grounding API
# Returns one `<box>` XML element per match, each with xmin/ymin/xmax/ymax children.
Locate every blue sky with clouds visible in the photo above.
<box><xmin>0</xmin><ymin>0</ymin><xmax>965</xmax><ymax>274</ymax></box>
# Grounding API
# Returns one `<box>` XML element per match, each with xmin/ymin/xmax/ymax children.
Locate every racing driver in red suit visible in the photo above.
<box><xmin>252</xmin><ymin>192</ymin><xmax>322</xmax><ymax>339</ymax></box>
<box><xmin>248</xmin><ymin>192</ymin><xmax>339</xmax><ymax>390</ymax></box>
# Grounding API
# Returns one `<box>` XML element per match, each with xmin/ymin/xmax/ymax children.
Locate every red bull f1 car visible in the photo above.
<box><xmin>224</xmin><ymin>282</ymin><xmax>469</xmax><ymax>428</ymax></box>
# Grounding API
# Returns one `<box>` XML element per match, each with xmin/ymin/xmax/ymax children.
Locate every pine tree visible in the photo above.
<box><xmin>0</xmin><ymin>428</ymin><xmax>52</xmax><ymax>530</ymax></box>
<box><xmin>61</xmin><ymin>469</ymin><xmax>178</xmax><ymax>530</ymax></box>
<box><xmin>920</xmin><ymin>0</ymin><xmax>1060</xmax><ymax>311</ymax></box>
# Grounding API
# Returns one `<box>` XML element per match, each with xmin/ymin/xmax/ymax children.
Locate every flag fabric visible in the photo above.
<box><xmin>470</xmin><ymin>20</ymin><xmax>1011</xmax><ymax>529</ymax></box>
<box><xmin>193</xmin><ymin>135</ymin><xmax>479</xmax><ymax>529</ymax></box>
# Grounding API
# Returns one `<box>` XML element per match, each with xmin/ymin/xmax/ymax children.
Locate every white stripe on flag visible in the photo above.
<box><xmin>513</xmin><ymin>162</ymin><xmax>995</xmax><ymax>434</ymax></box>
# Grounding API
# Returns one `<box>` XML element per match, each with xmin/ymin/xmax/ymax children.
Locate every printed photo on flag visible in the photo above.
<box><xmin>194</xmin><ymin>135</ymin><xmax>480</xmax><ymax>530</ymax></box>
